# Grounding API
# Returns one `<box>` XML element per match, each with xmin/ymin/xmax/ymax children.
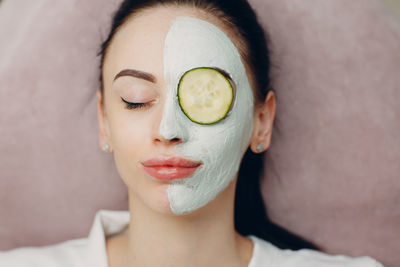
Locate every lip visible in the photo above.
<box><xmin>141</xmin><ymin>156</ymin><xmax>202</xmax><ymax>181</ymax></box>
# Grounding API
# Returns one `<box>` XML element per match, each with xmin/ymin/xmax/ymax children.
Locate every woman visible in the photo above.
<box><xmin>0</xmin><ymin>0</ymin><xmax>384</xmax><ymax>266</ymax></box>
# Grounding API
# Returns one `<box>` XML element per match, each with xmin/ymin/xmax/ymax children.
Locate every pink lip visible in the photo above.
<box><xmin>141</xmin><ymin>156</ymin><xmax>202</xmax><ymax>181</ymax></box>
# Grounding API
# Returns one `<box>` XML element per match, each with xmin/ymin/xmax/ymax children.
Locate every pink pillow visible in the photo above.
<box><xmin>254</xmin><ymin>1</ymin><xmax>400</xmax><ymax>267</ymax></box>
<box><xmin>1</xmin><ymin>0</ymin><xmax>399</xmax><ymax>266</ymax></box>
<box><xmin>0</xmin><ymin>0</ymin><xmax>126</xmax><ymax>248</ymax></box>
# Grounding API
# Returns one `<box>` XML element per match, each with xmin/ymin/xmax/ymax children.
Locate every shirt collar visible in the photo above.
<box><xmin>85</xmin><ymin>210</ymin><xmax>130</xmax><ymax>267</ymax></box>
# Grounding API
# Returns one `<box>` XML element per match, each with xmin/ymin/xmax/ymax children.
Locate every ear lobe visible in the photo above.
<box><xmin>250</xmin><ymin>91</ymin><xmax>276</xmax><ymax>153</ymax></box>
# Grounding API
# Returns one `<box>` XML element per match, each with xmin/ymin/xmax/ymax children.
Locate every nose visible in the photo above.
<box><xmin>156</xmin><ymin>92</ymin><xmax>189</xmax><ymax>145</ymax></box>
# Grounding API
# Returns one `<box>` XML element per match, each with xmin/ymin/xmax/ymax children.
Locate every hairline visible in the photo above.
<box><xmin>100</xmin><ymin>3</ymin><xmax>258</xmax><ymax>102</ymax></box>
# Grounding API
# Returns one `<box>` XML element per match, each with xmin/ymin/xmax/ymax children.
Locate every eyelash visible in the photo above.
<box><xmin>121</xmin><ymin>97</ymin><xmax>151</xmax><ymax>110</ymax></box>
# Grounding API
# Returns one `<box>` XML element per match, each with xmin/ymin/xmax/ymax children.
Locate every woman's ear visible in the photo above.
<box><xmin>250</xmin><ymin>90</ymin><xmax>276</xmax><ymax>153</ymax></box>
<box><xmin>96</xmin><ymin>90</ymin><xmax>113</xmax><ymax>153</ymax></box>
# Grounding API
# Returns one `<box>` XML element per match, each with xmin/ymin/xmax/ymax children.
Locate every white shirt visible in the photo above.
<box><xmin>0</xmin><ymin>210</ymin><xmax>383</xmax><ymax>267</ymax></box>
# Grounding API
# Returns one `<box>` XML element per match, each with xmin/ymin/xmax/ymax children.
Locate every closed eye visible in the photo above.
<box><xmin>121</xmin><ymin>97</ymin><xmax>152</xmax><ymax>110</ymax></box>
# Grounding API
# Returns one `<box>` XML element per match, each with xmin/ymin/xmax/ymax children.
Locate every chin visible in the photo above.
<box><xmin>146</xmin><ymin>184</ymin><xmax>207</xmax><ymax>216</ymax></box>
<box><xmin>148</xmin><ymin>182</ymin><xmax>176</xmax><ymax>215</ymax></box>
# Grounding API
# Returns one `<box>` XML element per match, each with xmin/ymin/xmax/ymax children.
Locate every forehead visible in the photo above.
<box><xmin>102</xmin><ymin>6</ymin><xmax>240</xmax><ymax>87</ymax></box>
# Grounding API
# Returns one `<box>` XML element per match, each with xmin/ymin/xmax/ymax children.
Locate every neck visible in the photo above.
<box><xmin>107</xmin><ymin>178</ymin><xmax>253</xmax><ymax>267</ymax></box>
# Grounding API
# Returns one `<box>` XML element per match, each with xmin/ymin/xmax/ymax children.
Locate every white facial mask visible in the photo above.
<box><xmin>161</xmin><ymin>16</ymin><xmax>254</xmax><ymax>215</ymax></box>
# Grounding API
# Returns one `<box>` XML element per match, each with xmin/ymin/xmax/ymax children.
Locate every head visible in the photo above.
<box><xmin>97</xmin><ymin>0</ymin><xmax>275</xmax><ymax>215</ymax></box>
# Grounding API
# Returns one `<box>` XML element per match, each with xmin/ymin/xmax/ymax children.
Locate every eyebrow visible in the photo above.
<box><xmin>114</xmin><ymin>69</ymin><xmax>157</xmax><ymax>83</ymax></box>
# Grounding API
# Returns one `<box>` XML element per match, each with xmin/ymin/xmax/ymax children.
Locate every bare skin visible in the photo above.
<box><xmin>97</xmin><ymin>5</ymin><xmax>276</xmax><ymax>267</ymax></box>
<box><xmin>105</xmin><ymin>177</ymin><xmax>253</xmax><ymax>267</ymax></box>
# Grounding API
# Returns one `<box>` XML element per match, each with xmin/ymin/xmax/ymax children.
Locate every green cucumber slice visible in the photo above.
<box><xmin>177</xmin><ymin>67</ymin><xmax>234</xmax><ymax>125</ymax></box>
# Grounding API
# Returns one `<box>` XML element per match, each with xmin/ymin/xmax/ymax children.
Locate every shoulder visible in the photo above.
<box><xmin>248</xmin><ymin>235</ymin><xmax>384</xmax><ymax>267</ymax></box>
<box><xmin>0</xmin><ymin>209</ymin><xmax>128</xmax><ymax>267</ymax></box>
<box><xmin>0</xmin><ymin>238</ymin><xmax>87</xmax><ymax>267</ymax></box>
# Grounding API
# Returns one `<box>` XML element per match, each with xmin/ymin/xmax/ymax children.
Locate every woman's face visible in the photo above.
<box><xmin>98</xmin><ymin>6</ymin><xmax>268</xmax><ymax>215</ymax></box>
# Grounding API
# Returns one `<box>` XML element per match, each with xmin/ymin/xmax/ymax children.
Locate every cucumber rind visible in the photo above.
<box><xmin>177</xmin><ymin>67</ymin><xmax>234</xmax><ymax>125</ymax></box>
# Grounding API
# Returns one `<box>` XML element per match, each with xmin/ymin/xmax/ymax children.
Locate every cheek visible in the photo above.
<box><xmin>109</xmin><ymin>110</ymin><xmax>154</xmax><ymax>188</ymax></box>
<box><xmin>184</xmin><ymin>121</ymin><xmax>247</xmax><ymax>159</ymax></box>
<box><xmin>107</xmin><ymin>106</ymin><xmax>156</xmax><ymax>163</ymax></box>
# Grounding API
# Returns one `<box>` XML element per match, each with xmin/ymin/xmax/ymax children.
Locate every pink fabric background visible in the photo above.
<box><xmin>0</xmin><ymin>0</ymin><xmax>399</xmax><ymax>266</ymax></box>
<box><xmin>259</xmin><ymin>2</ymin><xmax>400</xmax><ymax>267</ymax></box>
<box><xmin>0</xmin><ymin>0</ymin><xmax>128</xmax><ymax>248</ymax></box>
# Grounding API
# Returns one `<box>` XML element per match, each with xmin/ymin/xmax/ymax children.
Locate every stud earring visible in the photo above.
<box><xmin>256</xmin><ymin>143</ymin><xmax>264</xmax><ymax>153</ymax></box>
<box><xmin>102</xmin><ymin>144</ymin><xmax>111</xmax><ymax>152</ymax></box>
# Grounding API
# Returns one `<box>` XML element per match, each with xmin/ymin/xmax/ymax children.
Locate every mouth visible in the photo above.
<box><xmin>141</xmin><ymin>156</ymin><xmax>202</xmax><ymax>181</ymax></box>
